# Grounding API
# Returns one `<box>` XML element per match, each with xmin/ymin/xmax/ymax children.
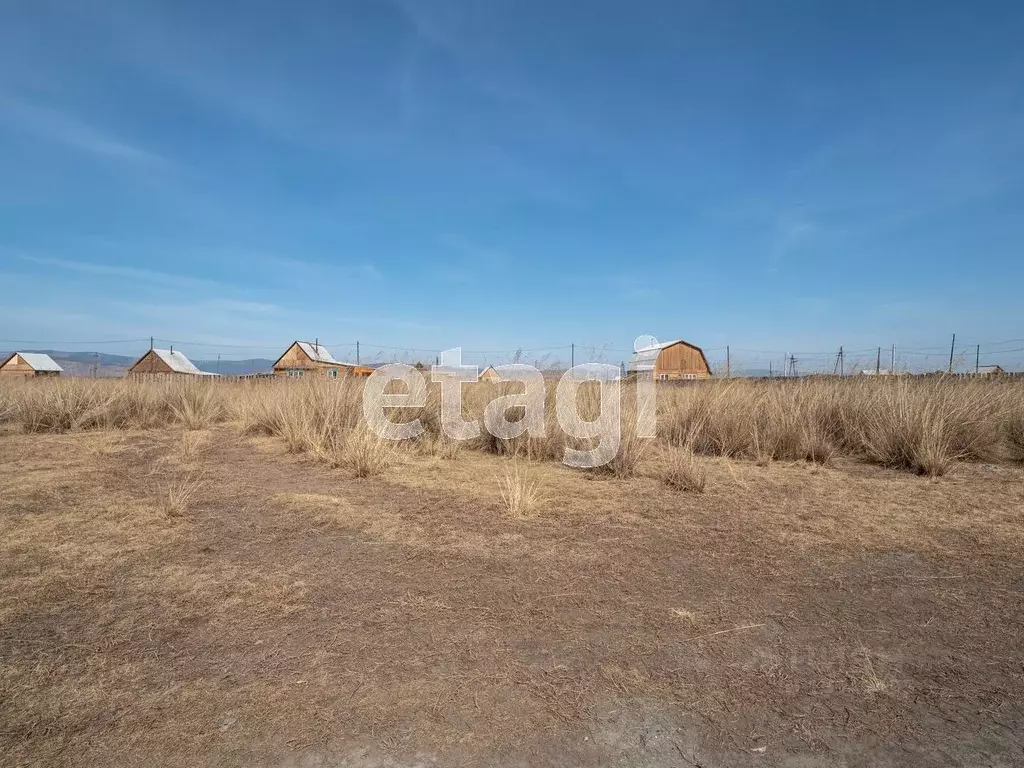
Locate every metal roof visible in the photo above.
<box><xmin>296</xmin><ymin>341</ymin><xmax>340</xmax><ymax>364</ymax></box>
<box><xmin>627</xmin><ymin>339</ymin><xmax>684</xmax><ymax>372</ymax></box>
<box><xmin>13</xmin><ymin>352</ymin><xmax>63</xmax><ymax>372</ymax></box>
<box><xmin>150</xmin><ymin>348</ymin><xmax>213</xmax><ymax>375</ymax></box>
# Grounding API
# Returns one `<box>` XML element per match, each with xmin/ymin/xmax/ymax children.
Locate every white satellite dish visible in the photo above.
<box><xmin>633</xmin><ymin>335</ymin><xmax>659</xmax><ymax>352</ymax></box>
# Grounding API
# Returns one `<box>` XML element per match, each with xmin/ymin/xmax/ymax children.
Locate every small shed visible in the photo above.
<box><xmin>0</xmin><ymin>352</ymin><xmax>63</xmax><ymax>378</ymax></box>
<box><xmin>976</xmin><ymin>365</ymin><xmax>1006</xmax><ymax>377</ymax></box>
<box><xmin>627</xmin><ymin>339</ymin><xmax>711</xmax><ymax>380</ymax></box>
<box><xmin>129</xmin><ymin>348</ymin><xmax>215</xmax><ymax>376</ymax></box>
<box><xmin>272</xmin><ymin>341</ymin><xmax>373</xmax><ymax>378</ymax></box>
<box><xmin>479</xmin><ymin>365</ymin><xmax>501</xmax><ymax>382</ymax></box>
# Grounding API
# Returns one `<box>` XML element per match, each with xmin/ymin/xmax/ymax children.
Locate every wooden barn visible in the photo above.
<box><xmin>128</xmin><ymin>348</ymin><xmax>216</xmax><ymax>377</ymax></box>
<box><xmin>0</xmin><ymin>352</ymin><xmax>63</xmax><ymax>378</ymax></box>
<box><xmin>272</xmin><ymin>341</ymin><xmax>373</xmax><ymax>378</ymax></box>
<box><xmin>627</xmin><ymin>339</ymin><xmax>711</xmax><ymax>381</ymax></box>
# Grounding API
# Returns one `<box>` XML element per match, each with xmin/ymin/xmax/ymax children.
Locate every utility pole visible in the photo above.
<box><xmin>948</xmin><ymin>333</ymin><xmax>956</xmax><ymax>374</ymax></box>
<box><xmin>876</xmin><ymin>347</ymin><xmax>881</xmax><ymax>376</ymax></box>
<box><xmin>769</xmin><ymin>360</ymin><xmax>773</xmax><ymax>378</ymax></box>
<box><xmin>150</xmin><ymin>336</ymin><xmax>154</xmax><ymax>351</ymax></box>
<box><xmin>217</xmin><ymin>354</ymin><xmax>221</xmax><ymax>375</ymax></box>
<box><xmin>356</xmin><ymin>341</ymin><xmax>360</xmax><ymax>365</ymax></box>
<box><xmin>726</xmin><ymin>346</ymin><xmax>731</xmax><ymax>378</ymax></box>
<box><xmin>834</xmin><ymin>346</ymin><xmax>844</xmax><ymax>376</ymax></box>
<box><xmin>976</xmin><ymin>344</ymin><xmax>980</xmax><ymax>375</ymax></box>
<box><xmin>571</xmin><ymin>342</ymin><xmax>575</xmax><ymax>369</ymax></box>
<box><xmin>891</xmin><ymin>344</ymin><xmax>896</xmax><ymax>375</ymax></box>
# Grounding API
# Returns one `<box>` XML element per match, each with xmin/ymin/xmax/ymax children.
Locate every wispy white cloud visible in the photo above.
<box><xmin>1</xmin><ymin>97</ymin><xmax>167</xmax><ymax>166</ymax></box>
<box><xmin>18</xmin><ymin>254</ymin><xmax>226</xmax><ymax>291</ymax></box>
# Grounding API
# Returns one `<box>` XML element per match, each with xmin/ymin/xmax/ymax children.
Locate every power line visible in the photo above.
<box><xmin>0</xmin><ymin>338</ymin><xmax>150</xmax><ymax>345</ymax></box>
<box><xmin>154</xmin><ymin>339</ymin><xmax>290</xmax><ymax>350</ymax></box>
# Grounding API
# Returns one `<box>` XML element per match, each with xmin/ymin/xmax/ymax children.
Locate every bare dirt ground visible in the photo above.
<box><xmin>2</xmin><ymin>426</ymin><xmax>1023</xmax><ymax>767</ymax></box>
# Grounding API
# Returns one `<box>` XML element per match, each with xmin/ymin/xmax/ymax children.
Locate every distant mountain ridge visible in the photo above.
<box><xmin>0</xmin><ymin>350</ymin><xmax>275</xmax><ymax>376</ymax></box>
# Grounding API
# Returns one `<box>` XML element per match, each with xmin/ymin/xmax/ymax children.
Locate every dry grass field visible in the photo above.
<box><xmin>2</xmin><ymin>377</ymin><xmax>1023</xmax><ymax>767</ymax></box>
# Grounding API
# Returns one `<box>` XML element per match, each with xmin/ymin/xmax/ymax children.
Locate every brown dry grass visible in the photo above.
<box><xmin>659</xmin><ymin>445</ymin><xmax>708</xmax><ymax>493</ymax></box>
<box><xmin>1</xmin><ymin>422</ymin><xmax>1024</xmax><ymax>766</ymax></box>
<box><xmin>4</xmin><ymin>375</ymin><xmax>1022</xmax><ymax>479</ymax></box>
<box><xmin>161</xmin><ymin>470</ymin><xmax>205</xmax><ymax>517</ymax></box>
<box><xmin>498</xmin><ymin>459</ymin><xmax>546</xmax><ymax>517</ymax></box>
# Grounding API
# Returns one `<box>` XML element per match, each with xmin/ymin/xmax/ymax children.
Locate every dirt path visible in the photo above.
<box><xmin>2</xmin><ymin>427</ymin><xmax>1023</xmax><ymax>766</ymax></box>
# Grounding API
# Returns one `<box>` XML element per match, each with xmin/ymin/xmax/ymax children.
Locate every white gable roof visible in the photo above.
<box><xmin>296</xmin><ymin>341</ymin><xmax>339</xmax><ymax>364</ymax></box>
<box><xmin>628</xmin><ymin>340</ymin><xmax>684</xmax><ymax>371</ymax></box>
<box><xmin>15</xmin><ymin>352</ymin><xmax>63</xmax><ymax>372</ymax></box>
<box><xmin>150</xmin><ymin>348</ymin><xmax>208</xmax><ymax>375</ymax></box>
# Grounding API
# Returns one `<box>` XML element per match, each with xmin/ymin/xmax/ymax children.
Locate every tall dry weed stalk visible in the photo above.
<box><xmin>499</xmin><ymin>460</ymin><xmax>545</xmax><ymax>517</ymax></box>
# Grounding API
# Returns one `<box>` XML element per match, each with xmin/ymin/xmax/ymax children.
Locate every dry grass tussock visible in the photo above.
<box><xmin>161</xmin><ymin>470</ymin><xmax>205</xmax><ymax>518</ymax></box>
<box><xmin>2</xmin><ymin>375</ymin><xmax>1022</xmax><ymax>476</ymax></box>
<box><xmin>660</xmin><ymin>445</ymin><xmax>708</xmax><ymax>493</ymax></box>
<box><xmin>179</xmin><ymin>430</ymin><xmax>211</xmax><ymax>462</ymax></box>
<box><xmin>498</xmin><ymin>460</ymin><xmax>545</xmax><ymax>518</ymax></box>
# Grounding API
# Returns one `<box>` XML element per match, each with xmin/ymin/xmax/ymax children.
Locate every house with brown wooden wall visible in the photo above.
<box><xmin>128</xmin><ymin>347</ymin><xmax>216</xmax><ymax>377</ymax></box>
<box><xmin>272</xmin><ymin>341</ymin><xmax>374</xmax><ymax>378</ymax></box>
<box><xmin>0</xmin><ymin>352</ymin><xmax>63</xmax><ymax>378</ymax></box>
<box><xmin>627</xmin><ymin>339</ymin><xmax>712</xmax><ymax>380</ymax></box>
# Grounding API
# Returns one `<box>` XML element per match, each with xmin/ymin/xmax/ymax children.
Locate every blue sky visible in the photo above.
<box><xmin>2</xmin><ymin>0</ymin><xmax>1023</xmax><ymax>372</ymax></box>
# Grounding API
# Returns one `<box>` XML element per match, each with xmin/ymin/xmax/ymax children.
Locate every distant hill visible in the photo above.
<box><xmin>0</xmin><ymin>350</ymin><xmax>274</xmax><ymax>377</ymax></box>
<box><xmin>193</xmin><ymin>359</ymin><xmax>274</xmax><ymax>375</ymax></box>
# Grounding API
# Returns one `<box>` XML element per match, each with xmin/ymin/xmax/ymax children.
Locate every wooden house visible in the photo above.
<box><xmin>627</xmin><ymin>339</ymin><xmax>711</xmax><ymax>380</ymax></box>
<box><xmin>0</xmin><ymin>352</ymin><xmax>63</xmax><ymax>378</ymax></box>
<box><xmin>479</xmin><ymin>365</ymin><xmax>501</xmax><ymax>382</ymax></box>
<box><xmin>272</xmin><ymin>341</ymin><xmax>373</xmax><ymax>378</ymax></box>
<box><xmin>128</xmin><ymin>348</ymin><xmax>215</xmax><ymax>377</ymax></box>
